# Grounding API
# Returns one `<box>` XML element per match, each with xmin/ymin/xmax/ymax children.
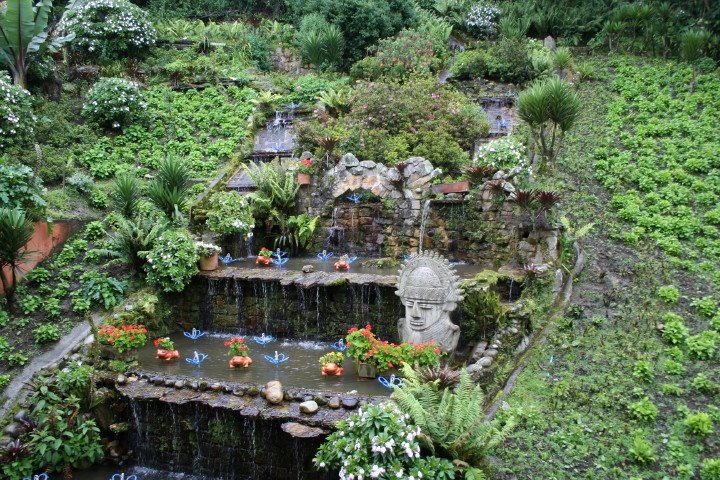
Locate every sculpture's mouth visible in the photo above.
<box><xmin>409</xmin><ymin>319</ymin><xmax>426</xmax><ymax>328</ymax></box>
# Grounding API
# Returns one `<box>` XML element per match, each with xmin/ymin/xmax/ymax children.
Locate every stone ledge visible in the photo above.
<box><xmin>202</xmin><ymin>266</ymin><xmax>398</xmax><ymax>288</ymax></box>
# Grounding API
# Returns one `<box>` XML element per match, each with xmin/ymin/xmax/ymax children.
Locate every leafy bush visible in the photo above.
<box><xmin>0</xmin><ymin>374</ymin><xmax>9</xmax><ymax>392</ymax></box>
<box><xmin>0</xmin><ymin>309</ymin><xmax>7</xmax><ymax>328</ymax></box>
<box><xmin>79</xmin><ymin>271</ymin><xmax>127</xmax><ymax>310</ymax></box>
<box><xmin>313</xmin><ymin>402</ymin><xmax>456</xmax><ymax>479</ymax></box>
<box><xmin>663</xmin><ymin>359</ymin><xmax>686</xmax><ymax>375</ymax></box>
<box><xmin>142</xmin><ymin>229</ymin><xmax>199</xmax><ymax>292</ymax></box>
<box><xmin>0</xmin><ymin>163</ymin><xmax>46</xmax><ymax>217</ymax></box>
<box><xmin>628</xmin><ymin>397</ymin><xmax>658</xmax><ymax>422</ymax></box>
<box><xmin>451</xmin><ymin>39</ymin><xmax>536</xmax><ymax>83</ymax></box>
<box><xmin>685</xmin><ymin>412</ymin><xmax>713</xmax><ymax>436</ymax></box>
<box><xmin>629</xmin><ymin>432</ymin><xmax>655</xmax><ymax>464</ymax></box>
<box><xmin>466</xmin><ymin>2</ymin><xmax>502</xmax><ymax>38</ymax></box>
<box><xmin>33</xmin><ymin>324</ymin><xmax>61</xmax><ymax>344</ymax></box>
<box><xmin>42</xmin><ymin>297</ymin><xmax>62</xmax><ymax>320</ymax></box>
<box><xmin>24</xmin><ymin>267</ymin><xmax>51</xmax><ymax>284</ymax></box>
<box><xmin>89</xmin><ymin>189</ymin><xmax>110</xmax><ymax>209</ymax></box>
<box><xmin>687</xmin><ymin>331</ymin><xmax>719</xmax><ymax>360</ymax></box>
<box><xmin>662</xmin><ymin>313</ymin><xmax>689</xmax><ymax>345</ymax></box>
<box><xmin>702</xmin><ymin>458</ymin><xmax>720</xmax><ymax>480</ymax></box>
<box><xmin>205</xmin><ymin>191</ymin><xmax>255</xmax><ymax>237</ymax></box>
<box><xmin>633</xmin><ymin>360</ymin><xmax>653</xmax><ymax>382</ymax></box>
<box><xmin>7</xmin><ymin>352</ymin><xmax>28</xmax><ymax>366</ymax></box>
<box><xmin>59</xmin><ymin>0</ymin><xmax>157</xmax><ymax>62</ymax></box>
<box><xmin>476</xmin><ymin>136</ymin><xmax>528</xmax><ymax>174</ymax></box>
<box><xmin>692</xmin><ymin>373</ymin><xmax>718</xmax><ymax>394</ymax></box>
<box><xmin>67</xmin><ymin>172</ymin><xmax>94</xmax><ymax>194</ymax></box>
<box><xmin>84</xmin><ymin>221</ymin><xmax>106</xmax><ymax>241</ymax></box>
<box><xmin>82</xmin><ymin>78</ymin><xmax>147</xmax><ymax>130</ymax></box>
<box><xmin>692</xmin><ymin>296</ymin><xmax>718</xmax><ymax>318</ymax></box>
<box><xmin>657</xmin><ymin>285</ymin><xmax>680</xmax><ymax>304</ymax></box>
<box><xmin>19</xmin><ymin>294</ymin><xmax>41</xmax><ymax>314</ymax></box>
<box><xmin>0</xmin><ymin>75</ymin><xmax>35</xmax><ymax>150</ymax></box>
<box><xmin>112</xmin><ymin>174</ymin><xmax>141</xmax><ymax>218</ymax></box>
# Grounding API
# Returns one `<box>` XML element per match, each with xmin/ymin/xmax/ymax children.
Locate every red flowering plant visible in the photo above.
<box><xmin>345</xmin><ymin>325</ymin><xmax>444</xmax><ymax>372</ymax></box>
<box><xmin>225</xmin><ymin>337</ymin><xmax>249</xmax><ymax>357</ymax></box>
<box><xmin>153</xmin><ymin>337</ymin><xmax>175</xmax><ymax>350</ymax></box>
<box><xmin>97</xmin><ymin>324</ymin><xmax>148</xmax><ymax>353</ymax></box>
<box><xmin>297</xmin><ymin>158</ymin><xmax>315</xmax><ymax>174</ymax></box>
<box><xmin>258</xmin><ymin>247</ymin><xmax>272</xmax><ymax>258</ymax></box>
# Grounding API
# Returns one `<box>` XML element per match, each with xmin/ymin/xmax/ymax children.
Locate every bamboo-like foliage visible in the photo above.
<box><xmin>518</xmin><ymin>76</ymin><xmax>581</xmax><ymax>172</ymax></box>
<box><xmin>392</xmin><ymin>365</ymin><xmax>517</xmax><ymax>476</ymax></box>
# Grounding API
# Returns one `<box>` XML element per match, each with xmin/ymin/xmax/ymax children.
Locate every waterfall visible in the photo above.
<box><xmin>418</xmin><ymin>199</ymin><xmax>432</xmax><ymax>253</ymax></box>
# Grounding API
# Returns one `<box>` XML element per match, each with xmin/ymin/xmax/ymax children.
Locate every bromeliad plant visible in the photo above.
<box><xmin>97</xmin><ymin>324</ymin><xmax>148</xmax><ymax>353</ymax></box>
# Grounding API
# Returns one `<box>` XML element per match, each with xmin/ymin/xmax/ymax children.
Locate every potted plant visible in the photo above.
<box><xmin>97</xmin><ymin>324</ymin><xmax>148</xmax><ymax>359</ymax></box>
<box><xmin>334</xmin><ymin>254</ymin><xmax>351</xmax><ymax>270</ymax></box>
<box><xmin>256</xmin><ymin>247</ymin><xmax>273</xmax><ymax>265</ymax></box>
<box><xmin>346</xmin><ymin>325</ymin><xmax>379</xmax><ymax>379</ymax></box>
<box><xmin>154</xmin><ymin>337</ymin><xmax>179</xmax><ymax>361</ymax></box>
<box><xmin>196</xmin><ymin>241</ymin><xmax>221</xmax><ymax>271</ymax></box>
<box><xmin>226</xmin><ymin>337</ymin><xmax>252</xmax><ymax>368</ymax></box>
<box><xmin>297</xmin><ymin>158</ymin><xmax>315</xmax><ymax>185</ymax></box>
<box><xmin>319</xmin><ymin>351</ymin><xmax>345</xmax><ymax>376</ymax></box>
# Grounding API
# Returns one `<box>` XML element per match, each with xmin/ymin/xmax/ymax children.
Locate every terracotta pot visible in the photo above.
<box><xmin>256</xmin><ymin>255</ymin><xmax>273</xmax><ymax>265</ymax></box>
<box><xmin>297</xmin><ymin>173</ymin><xmax>311</xmax><ymax>185</ymax></box>
<box><xmin>334</xmin><ymin>261</ymin><xmax>350</xmax><ymax>270</ymax></box>
<box><xmin>356</xmin><ymin>362</ymin><xmax>377</xmax><ymax>379</ymax></box>
<box><xmin>229</xmin><ymin>355</ymin><xmax>253</xmax><ymax>368</ymax></box>
<box><xmin>431</xmin><ymin>181</ymin><xmax>471</xmax><ymax>195</ymax></box>
<box><xmin>199</xmin><ymin>252</ymin><xmax>219</xmax><ymax>271</ymax></box>
<box><xmin>321</xmin><ymin>363</ymin><xmax>345</xmax><ymax>376</ymax></box>
<box><xmin>156</xmin><ymin>349</ymin><xmax>180</xmax><ymax>360</ymax></box>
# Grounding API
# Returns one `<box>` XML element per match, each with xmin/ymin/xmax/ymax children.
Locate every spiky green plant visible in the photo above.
<box><xmin>518</xmin><ymin>76</ymin><xmax>581</xmax><ymax>171</ymax></box>
<box><xmin>299</xmin><ymin>28</ymin><xmax>325</xmax><ymax>67</ymax></box>
<box><xmin>498</xmin><ymin>17</ymin><xmax>530</xmax><ymax>38</ymax></box>
<box><xmin>112</xmin><ymin>174</ymin><xmax>141</xmax><ymax>218</ymax></box>
<box><xmin>392</xmin><ymin>365</ymin><xmax>517</xmax><ymax>477</ymax></box>
<box><xmin>679</xmin><ymin>28</ymin><xmax>714</xmax><ymax>91</ymax></box>
<box><xmin>322</xmin><ymin>24</ymin><xmax>344</xmax><ymax>68</ymax></box>
<box><xmin>147</xmin><ymin>156</ymin><xmax>190</xmax><ymax>221</ymax></box>
<box><xmin>552</xmin><ymin>47</ymin><xmax>573</xmax><ymax>76</ymax></box>
<box><xmin>0</xmin><ymin>208</ymin><xmax>35</xmax><ymax>306</ymax></box>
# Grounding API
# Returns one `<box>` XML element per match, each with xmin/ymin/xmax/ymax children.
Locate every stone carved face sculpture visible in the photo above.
<box><xmin>396</xmin><ymin>252</ymin><xmax>463</xmax><ymax>353</ymax></box>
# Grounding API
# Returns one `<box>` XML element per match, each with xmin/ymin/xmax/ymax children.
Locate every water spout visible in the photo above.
<box><xmin>332</xmin><ymin>339</ymin><xmax>348</xmax><ymax>351</ymax></box>
<box><xmin>253</xmin><ymin>333</ymin><xmax>274</xmax><ymax>345</ymax></box>
<box><xmin>317</xmin><ymin>250</ymin><xmax>334</xmax><ymax>260</ymax></box>
<box><xmin>264</xmin><ymin>350</ymin><xmax>289</xmax><ymax>365</ymax></box>
<box><xmin>186</xmin><ymin>351</ymin><xmax>208</xmax><ymax>366</ymax></box>
<box><xmin>183</xmin><ymin>328</ymin><xmax>206</xmax><ymax>340</ymax></box>
<box><xmin>23</xmin><ymin>475</ymin><xmax>49</xmax><ymax>480</ymax></box>
<box><xmin>418</xmin><ymin>199</ymin><xmax>432</xmax><ymax>253</ymax></box>
<box><xmin>378</xmin><ymin>374</ymin><xmax>403</xmax><ymax>390</ymax></box>
<box><xmin>110</xmin><ymin>475</ymin><xmax>138</xmax><ymax>480</ymax></box>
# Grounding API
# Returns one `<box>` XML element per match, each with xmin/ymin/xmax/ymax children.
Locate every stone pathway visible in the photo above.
<box><xmin>0</xmin><ymin>312</ymin><xmax>103</xmax><ymax>420</ymax></box>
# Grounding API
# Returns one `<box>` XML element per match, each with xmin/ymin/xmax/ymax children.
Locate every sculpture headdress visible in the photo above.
<box><xmin>396</xmin><ymin>251</ymin><xmax>464</xmax><ymax>309</ymax></box>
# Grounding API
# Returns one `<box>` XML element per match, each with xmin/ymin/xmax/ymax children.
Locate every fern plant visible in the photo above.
<box><xmin>392</xmin><ymin>365</ymin><xmax>517</xmax><ymax>476</ymax></box>
<box><xmin>100</xmin><ymin>215</ymin><xmax>168</xmax><ymax>272</ymax></box>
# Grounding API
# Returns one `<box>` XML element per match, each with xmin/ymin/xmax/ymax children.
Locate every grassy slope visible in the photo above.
<box><xmin>495</xmin><ymin>56</ymin><xmax>719</xmax><ymax>479</ymax></box>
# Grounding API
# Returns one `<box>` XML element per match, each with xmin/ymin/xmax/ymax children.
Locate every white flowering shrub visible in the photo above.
<box><xmin>313</xmin><ymin>402</ymin><xmax>456</xmax><ymax>479</ymax></box>
<box><xmin>476</xmin><ymin>136</ymin><xmax>529</xmax><ymax>174</ymax></box>
<box><xmin>82</xmin><ymin>78</ymin><xmax>147</xmax><ymax>129</ymax></box>
<box><xmin>466</xmin><ymin>2</ymin><xmax>502</xmax><ymax>38</ymax></box>
<box><xmin>58</xmin><ymin>0</ymin><xmax>156</xmax><ymax>61</ymax></box>
<box><xmin>142</xmin><ymin>229</ymin><xmax>199</xmax><ymax>292</ymax></box>
<box><xmin>0</xmin><ymin>75</ymin><xmax>35</xmax><ymax>150</ymax></box>
<box><xmin>205</xmin><ymin>191</ymin><xmax>255</xmax><ymax>238</ymax></box>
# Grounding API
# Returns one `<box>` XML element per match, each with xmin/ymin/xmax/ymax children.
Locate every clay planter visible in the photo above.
<box><xmin>229</xmin><ymin>355</ymin><xmax>253</xmax><ymax>368</ymax></box>
<box><xmin>297</xmin><ymin>173</ymin><xmax>311</xmax><ymax>185</ymax></box>
<box><xmin>431</xmin><ymin>181</ymin><xmax>471</xmax><ymax>195</ymax></box>
<box><xmin>199</xmin><ymin>252</ymin><xmax>219</xmax><ymax>271</ymax></box>
<box><xmin>256</xmin><ymin>255</ymin><xmax>273</xmax><ymax>265</ymax></box>
<box><xmin>356</xmin><ymin>362</ymin><xmax>377</xmax><ymax>379</ymax></box>
<box><xmin>156</xmin><ymin>349</ymin><xmax>180</xmax><ymax>361</ymax></box>
<box><xmin>334</xmin><ymin>261</ymin><xmax>350</xmax><ymax>270</ymax></box>
<box><xmin>321</xmin><ymin>363</ymin><xmax>345</xmax><ymax>376</ymax></box>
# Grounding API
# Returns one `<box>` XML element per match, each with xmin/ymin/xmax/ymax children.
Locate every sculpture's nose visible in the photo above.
<box><xmin>410</xmin><ymin>302</ymin><xmax>421</xmax><ymax>317</ymax></box>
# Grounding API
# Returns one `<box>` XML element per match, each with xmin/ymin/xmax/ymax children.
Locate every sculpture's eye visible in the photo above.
<box><xmin>419</xmin><ymin>303</ymin><xmax>433</xmax><ymax>309</ymax></box>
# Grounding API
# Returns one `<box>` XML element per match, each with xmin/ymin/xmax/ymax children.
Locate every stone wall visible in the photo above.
<box><xmin>297</xmin><ymin>153</ymin><xmax>559</xmax><ymax>267</ymax></box>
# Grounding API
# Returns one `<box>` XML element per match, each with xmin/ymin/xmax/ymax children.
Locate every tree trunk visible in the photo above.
<box><xmin>63</xmin><ymin>462</ymin><xmax>74</xmax><ymax>480</ymax></box>
<box><xmin>12</xmin><ymin>68</ymin><xmax>28</xmax><ymax>90</ymax></box>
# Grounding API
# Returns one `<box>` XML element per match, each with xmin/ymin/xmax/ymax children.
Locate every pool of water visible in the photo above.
<box><xmin>220</xmin><ymin>256</ymin><xmax>484</xmax><ymax>278</ymax></box>
<box><xmin>73</xmin><ymin>465</ymin><xmax>212</xmax><ymax>480</ymax></box>
<box><xmin>136</xmin><ymin>333</ymin><xmax>391</xmax><ymax>396</ymax></box>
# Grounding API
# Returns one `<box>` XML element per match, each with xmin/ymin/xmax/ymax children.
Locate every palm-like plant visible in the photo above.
<box><xmin>679</xmin><ymin>28</ymin><xmax>713</xmax><ymax>91</ymax></box>
<box><xmin>0</xmin><ymin>208</ymin><xmax>35</xmax><ymax>306</ymax></box>
<box><xmin>392</xmin><ymin>365</ymin><xmax>517</xmax><ymax>477</ymax></box>
<box><xmin>99</xmin><ymin>215</ymin><xmax>167</xmax><ymax>272</ymax></box>
<box><xmin>251</xmin><ymin>91</ymin><xmax>282</xmax><ymax>115</ymax></box>
<box><xmin>518</xmin><ymin>76</ymin><xmax>581</xmax><ymax>172</ymax></box>
<box><xmin>316</xmin><ymin>88</ymin><xmax>352</xmax><ymax>116</ymax></box>
<box><xmin>147</xmin><ymin>156</ymin><xmax>191</xmax><ymax>222</ymax></box>
<box><xmin>112</xmin><ymin>174</ymin><xmax>141</xmax><ymax>218</ymax></box>
<box><xmin>322</xmin><ymin>24</ymin><xmax>344</xmax><ymax>68</ymax></box>
<box><xmin>498</xmin><ymin>17</ymin><xmax>530</xmax><ymax>39</ymax></box>
<box><xmin>551</xmin><ymin>47</ymin><xmax>573</xmax><ymax>78</ymax></box>
<box><xmin>0</xmin><ymin>0</ymin><xmax>74</xmax><ymax>87</ymax></box>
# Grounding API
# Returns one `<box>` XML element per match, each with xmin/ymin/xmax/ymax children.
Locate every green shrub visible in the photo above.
<box><xmin>25</xmin><ymin>267</ymin><xmax>51</xmax><ymax>284</ymax></box>
<box><xmin>142</xmin><ymin>229</ymin><xmax>199</xmax><ymax>292</ymax></box>
<box><xmin>450</xmin><ymin>49</ymin><xmax>489</xmax><ymax>80</ymax></box>
<box><xmin>657</xmin><ymin>285</ymin><xmax>680</xmax><ymax>304</ymax></box>
<box><xmin>0</xmin><ymin>373</ymin><xmax>10</xmax><ymax>392</ymax></box>
<box><xmin>84</xmin><ymin>221</ymin><xmax>106</xmax><ymax>241</ymax></box>
<box><xmin>660</xmin><ymin>383</ymin><xmax>683</xmax><ymax>395</ymax></box>
<box><xmin>633</xmin><ymin>360</ymin><xmax>653</xmax><ymax>382</ymax></box>
<box><xmin>662</xmin><ymin>313</ymin><xmax>689</xmax><ymax>345</ymax></box>
<box><xmin>67</xmin><ymin>172</ymin><xmax>95</xmax><ymax>194</ymax></box>
<box><xmin>34</xmin><ymin>324</ymin><xmax>61</xmax><ymax>344</ymax></box>
<box><xmin>58</xmin><ymin>0</ymin><xmax>157</xmax><ymax>62</ymax></box>
<box><xmin>687</xmin><ymin>331</ymin><xmax>719</xmax><ymax>360</ymax></box>
<box><xmin>89</xmin><ymin>189</ymin><xmax>110</xmax><ymax>209</ymax></box>
<box><xmin>663</xmin><ymin>359</ymin><xmax>686</xmax><ymax>375</ymax></box>
<box><xmin>7</xmin><ymin>352</ymin><xmax>29</xmax><ymax>367</ymax></box>
<box><xmin>484</xmin><ymin>37</ymin><xmax>536</xmax><ymax>83</ymax></box>
<box><xmin>628</xmin><ymin>397</ymin><xmax>658</xmax><ymax>422</ymax></box>
<box><xmin>82</xmin><ymin>78</ymin><xmax>147</xmax><ymax>130</ymax></box>
<box><xmin>692</xmin><ymin>296</ymin><xmax>718</xmax><ymax>318</ymax></box>
<box><xmin>692</xmin><ymin>373</ymin><xmax>718</xmax><ymax>394</ymax></box>
<box><xmin>205</xmin><ymin>191</ymin><xmax>255</xmax><ymax>237</ymax></box>
<box><xmin>685</xmin><ymin>412</ymin><xmax>713</xmax><ymax>436</ymax></box>
<box><xmin>0</xmin><ymin>163</ymin><xmax>46</xmax><ymax>217</ymax></box>
<box><xmin>0</xmin><ymin>309</ymin><xmax>7</xmax><ymax>328</ymax></box>
<box><xmin>702</xmin><ymin>458</ymin><xmax>720</xmax><ymax>480</ymax></box>
<box><xmin>79</xmin><ymin>271</ymin><xmax>127</xmax><ymax>310</ymax></box>
<box><xmin>712</xmin><ymin>314</ymin><xmax>720</xmax><ymax>332</ymax></box>
<box><xmin>42</xmin><ymin>297</ymin><xmax>62</xmax><ymax>320</ymax></box>
<box><xmin>19</xmin><ymin>294</ymin><xmax>42</xmax><ymax>314</ymax></box>
<box><xmin>0</xmin><ymin>75</ymin><xmax>35</xmax><ymax>151</ymax></box>
<box><xmin>0</xmin><ymin>335</ymin><xmax>11</xmax><ymax>359</ymax></box>
<box><xmin>629</xmin><ymin>432</ymin><xmax>656</xmax><ymax>464</ymax></box>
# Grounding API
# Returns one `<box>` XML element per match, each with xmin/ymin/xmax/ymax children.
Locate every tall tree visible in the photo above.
<box><xmin>0</xmin><ymin>0</ymin><xmax>74</xmax><ymax>88</ymax></box>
